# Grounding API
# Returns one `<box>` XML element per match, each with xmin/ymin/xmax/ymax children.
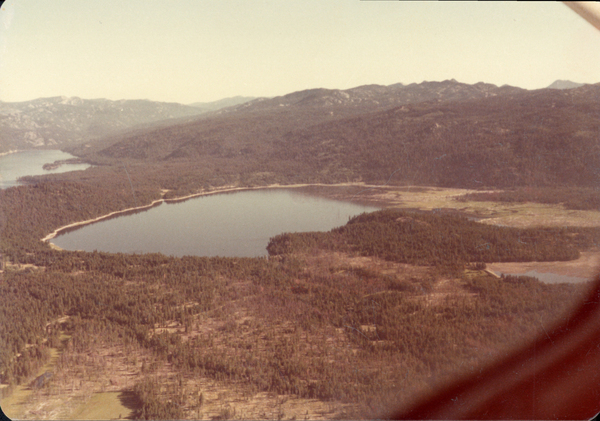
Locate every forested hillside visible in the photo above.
<box><xmin>271</xmin><ymin>85</ymin><xmax>600</xmax><ymax>187</ymax></box>
<box><xmin>67</xmin><ymin>81</ymin><xmax>600</xmax><ymax>190</ymax></box>
<box><xmin>67</xmin><ymin>79</ymin><xmax>520</xmax><ymax>164</ymax></box>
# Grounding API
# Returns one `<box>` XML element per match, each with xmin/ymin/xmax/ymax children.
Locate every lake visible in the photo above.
<box><xmin>0</xmin><ymin>150</ymin><xmax>90</xmax><ymax>189</ymax></box>
<box><xmin>497</xmin><ymin>270</ymin><xmax>589</xmax><ymax>284</ymax></box>
<box><xmin>50</xmin><ymin>188</ymin><xmax>381</xmax><ymax>257</ymax></box>
<box><xmin>487</xmin><ymin>253</ymin><xmax>600</xmax><ymax>284</ymax></box>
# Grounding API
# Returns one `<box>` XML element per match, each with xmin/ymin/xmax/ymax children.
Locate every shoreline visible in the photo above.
<box><xmin>40</xmin><ymin>182</ymin><xmax>378</xmax><ymax>243</ymax></box>
<box><xmin>487</xmin><ymin>250</ymin><xmax>600</xmax><ymax>281</ymax></box>
<box><xmin>0</xmin><ymin>149</ymin><xmax>22</xmax><ymax>157</ymax></box>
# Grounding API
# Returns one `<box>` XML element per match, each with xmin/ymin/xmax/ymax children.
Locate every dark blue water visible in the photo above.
<box><xmin>51</xmin><ymin>188</ymin><xmax>380</xmax><ymax>257</ymax></box>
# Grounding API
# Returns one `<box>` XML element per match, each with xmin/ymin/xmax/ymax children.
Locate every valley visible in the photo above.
<box><xmin>1</xmin><ymin>80</ymin><xmax>600</xmax><ymax>419</ymax></box>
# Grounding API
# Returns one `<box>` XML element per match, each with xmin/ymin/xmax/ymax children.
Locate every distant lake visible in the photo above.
<box><xmin>0</xmin><ymin>150</ymin><xmax>90</xmax><ymax>189</ymax></box>
<box><xmin>50</xmin><ymin>188</ymin><xmax>380</xmax><ymax>257</ymax></box>
<box><xmin>497</xmin><ymin>270</ymin><xmax>589</xmax><ymax>284</ymax></box>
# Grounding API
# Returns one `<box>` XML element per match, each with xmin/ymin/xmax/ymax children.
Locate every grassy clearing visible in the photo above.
<box><xmin>67</xmin><ymin>391</ymin><xmax>137</xmax><ymax>420</ymax></box>
<box><xmin>1</xmin><ymin>347</ymin><xmax>61</xmax><ymax>420</ymax></box>
<box><xmin>341</xmin><ymin>186</ymin><xmax>600</xmax><ymax>228</ymax></box>
<box><xmin>473</xmin><ymin>202</ymin><xmax>600</xmax><ymax>228</ymax></box>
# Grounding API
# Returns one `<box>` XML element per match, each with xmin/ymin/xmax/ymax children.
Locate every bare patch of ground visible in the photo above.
<box><xmin>1</xmin><ymin>347</ymin><xmax>62</xmax><ymax>419</ymax></box>
<box><xmin>300</xmin><ymin>250</ymin><xmax>431</xmax><ymax>281</ymax></box>
<box><xmin>422</xmin><ymin>278</ymin><xmax>478</xmax><ymax>307</ymax></box>
<box><xmin>2</xmin><ymin>262</ymin><xmax>43</xmax><ymax>272</ymax></box>
<box><xmin>170</xmin><ymin>381</ymin><xmax>353</xmax><ymax>420</ymax></box>
<box><xmin>67</xmin><ymin>391</ymin><xmax>135</xmax><ymax>420</ymax></box>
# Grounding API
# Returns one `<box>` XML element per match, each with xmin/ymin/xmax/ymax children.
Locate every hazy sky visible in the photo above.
<box><xmin>1</xmin><ymin>1</ymin><xmax>599</xmax><ymax>104</ymax></box>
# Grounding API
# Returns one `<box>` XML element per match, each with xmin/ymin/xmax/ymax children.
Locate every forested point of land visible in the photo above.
<box><xmin>267</xmin><ymin>209</ymin><xmax>600</xmax><ymax>267</ymax></box>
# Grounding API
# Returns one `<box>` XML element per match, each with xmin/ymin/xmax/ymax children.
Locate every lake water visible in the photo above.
<box><xmin>0</xmin><ymin>150</ymin><xmax>90</xmax><ymax>189</ymax></box>
<box><xmin>50</xmin><ymin>188</ymin><xmax>380</xmax><ymax>257</ymax></box>
<box><xmin>498</xmin><ymin>270</ymin><xmax>589</xmax><ymax>284</ymax></box>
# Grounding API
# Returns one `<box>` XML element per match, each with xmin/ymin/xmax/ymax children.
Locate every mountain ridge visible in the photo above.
<box><xmin>546</xmin><ymin>79</ymin><xmax>585</xmax><ymax>90</ymax></box>
<box><xmin>0</xmin><ymin>80</ymin><xmax>527</xmax><ymax>154</ymax></box>
<box><xmin>188</xmin><ymin>96</ymin><xmax>256</xmax><ymax>112</ymax></box>
<box><xmin>71</xmin><ymin>80</ymin><xmax>524</xmax><ymax>162</ymax></box>
<box><xmin>65</xmin><ymin>81</ymin><xmax>600</xmax><ymax>191</ymax></box>
<box><xmin>222</xmin><ymin>79</ymin><xmax>524</xmax><ymax>115</ymax></box>
<box><xmin>0</xmin><ymin>96</ymin><xmax>209</xmax><ymax>153</ymax></box>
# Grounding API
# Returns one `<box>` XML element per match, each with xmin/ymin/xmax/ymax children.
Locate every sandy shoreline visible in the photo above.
<box><xmin>0</xmin><ymin>149</ymin><xmax>21</xmax><ymax>157</ymax></box>
<box><xmin>40</xmin><ymin>182</ymin><xmax>376</xmax><ymax>243</ymax></box>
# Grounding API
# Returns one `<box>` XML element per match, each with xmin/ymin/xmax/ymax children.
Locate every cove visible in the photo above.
<box><xmin>0</xmin><ymin>150</ymin><xmax>90</xmax><ymax>189</ymax></box>
<box><xmin>50</xmin><ymin>188</ymin><xmax>380</xmax><ymax>258</ymax></box>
